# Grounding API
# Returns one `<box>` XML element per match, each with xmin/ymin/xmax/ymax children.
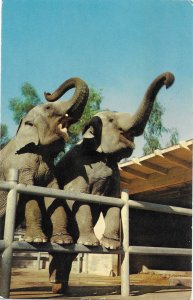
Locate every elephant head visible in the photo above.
<box><xmin>82</xmin><ymin>72</ymin><xmax>174</xmax><ymax>160</ymax></box>
<box><xmin>15</xmin><ymin>77</ymin><xmax>89</xmax><ymax>153</ymax></box>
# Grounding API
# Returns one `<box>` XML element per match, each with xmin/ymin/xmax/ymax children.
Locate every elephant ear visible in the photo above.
<box><xmin>82</xmin><ymin>116</ymin><xmax>102</xmax><ymax>151</ymax></box>
<box><xmin>82</xmin><ymin>125</ymin><xmax>95</xmax><ymax>139</ymax></box>
<box><xmin>15</xmin><ymin>118</ymin><xmax>40</xmax><ymax>153</ymax></box>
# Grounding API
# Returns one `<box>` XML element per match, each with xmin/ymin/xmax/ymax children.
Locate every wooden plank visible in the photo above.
<box><xmin>120</xmin><ymin>167</ymin><xmax>192</xmax><ymax>195</ymax></box>
<box><xmin>132</xmin><ymin>158</ymin><xmax>168</xmax><ymax>175</ymax></box>
<box><xmin>122</xmin><ymin>168</ymin><xmax>149</xmax><ymax>180</ymax></box>
<box><xmin>120</xmin><ymin>176</ymin><xmax>132</xmax><ymax>185</ymax></box>
<box><xmin>140</xmin><ymin>161</ymin><xmax>168</xmax><ymax>175</ymax></box>
<box><xmin>164</xmin><ymin>153</ymin><xmax>192</xmax><ymax>169</ymax></box>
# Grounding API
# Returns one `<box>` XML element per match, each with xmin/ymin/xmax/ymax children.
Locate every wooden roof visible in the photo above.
<box><xmin>119</xmin><ymin>139</ymin><xmax>192</xmax><ymax>205</ymax></box>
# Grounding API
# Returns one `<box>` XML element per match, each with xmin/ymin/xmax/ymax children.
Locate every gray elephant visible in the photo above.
<box><xmin>0</xmin><ymin>77</ymin><xmax>89</xmax><ymax>244</ymax></box>
<box><xmin>50</xmin><ymin>72</ymin><xmax>175</xmax><ymax>293</ymax></box>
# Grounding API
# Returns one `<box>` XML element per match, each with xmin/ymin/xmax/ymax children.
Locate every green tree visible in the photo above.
<box><xmin>9</xmin><ymin>82</ymin><xmax>41</xmax><ymax>124</ymax></box>
<box><xmin>67</xmin><ymin>87</ymin><xmax>103</xmax><ymax>149</ymax></box>
<box><xmin>143</xmin><ymin>100</ymin><xmax>179</xmax><ymax>155</ymax></box>
<box><xmin>166</xmin><ymin>128</ymin><xmax>179</xmax><ymax>147</ymax></box>
<box><xmin>0</xmin><ymin>123</ymin><xmax>9</xmax><ymax>149</ymax></box>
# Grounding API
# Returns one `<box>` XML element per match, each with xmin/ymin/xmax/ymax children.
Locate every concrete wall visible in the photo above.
<box><xmin>129</xmin><ymin>207</ymin><xmax>192</xmax><ymax>273</ymax></box>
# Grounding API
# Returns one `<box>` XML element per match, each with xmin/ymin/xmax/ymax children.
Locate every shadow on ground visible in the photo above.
<box><xmin>130</xmin><ymin>285</ymin><xmax>191</xmax><ymax>297</ymax></box>
<box><xmin>11</xmin><ymin>284</ymin><xmax>191</xmax><ymax>299</ymax></box>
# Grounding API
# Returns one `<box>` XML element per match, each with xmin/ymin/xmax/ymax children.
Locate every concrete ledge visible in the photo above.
<box><xmin>169</xmin><ymin>277</ymin><xmax>192</xmax><ymax>287</ymax></box>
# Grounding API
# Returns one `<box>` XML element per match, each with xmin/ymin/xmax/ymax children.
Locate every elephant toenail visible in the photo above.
<box><xmin>34</xmin><ymin>238</ymin><xmax>42</xmax><ymax>243</ymax></box>
<box><xmin>64</xmin><ymin>241</ymin><xmax>71</xmax><ymax>244</ymax></box>
<box><xmin>57</xmin><ymin>240</ymin><xmax>64</xmax><ymax>244</ymax></box>
<box><xmin>25</xmin><ymin>237</ymin><xmax>33</xmax><ymax>242</ymax></box>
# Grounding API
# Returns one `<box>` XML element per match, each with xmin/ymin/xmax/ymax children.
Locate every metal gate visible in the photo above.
<box><xmin>0</xmin><ymin>169</ymin><xmax>192</xmax><ymax>298</ymax></box>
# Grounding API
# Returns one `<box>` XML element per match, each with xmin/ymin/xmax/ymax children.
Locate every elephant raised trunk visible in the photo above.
<box><xmin>44</xmin><ymin>77</ymin><xmax>89</xmax><ymax>120</ymax></box>
<box><xmin>129</xmin><ymin>72</ymin><xmax>175</xmax><ymax>137</ymax></box>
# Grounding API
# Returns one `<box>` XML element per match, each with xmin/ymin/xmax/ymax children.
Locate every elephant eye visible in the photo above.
<box><xmin>45</xmin><ymin>105</ymin><xmax>51</xmax><ymax>110</ymax></box>
<box><xmin>25</xmin><ymin>121</ymin><xmax>33</xmax><ymax>127</ymax></box>
<box><xmin>109</xmin><ymin>118</ymin><xmax>114</xmax><ymax>122</ymax></box>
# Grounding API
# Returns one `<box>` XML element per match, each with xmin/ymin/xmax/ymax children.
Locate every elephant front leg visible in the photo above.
<box><xmin>25</xmin><ymin>199</ymin><xmax>47</xmax><ymax>243</ymax></box>
<box><xmin>75</xmin><ymin>203</ymin><xmax>99</xmax><ymax>246</ymax></box>
<box><xmin>45</xmin><ymin>198</ymin><xmax>73</xmax><ymax>244</ymax></box>
<box><xmin>100</xmin><ymin>206</ymin><xmax>121</xmax><ymax>249</ymax></box>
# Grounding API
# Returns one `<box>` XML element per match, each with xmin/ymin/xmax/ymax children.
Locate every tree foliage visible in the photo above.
<box><xmin>9</xmin><ymin>82</ymin><xmax>42</xmax><ymax>124</ymax></box>
<box><xmin>143</xmin><ymin>99</ymin><xmax>179</xmax><ymax>155</ymax></box>
<box><xmin>67</xmin><ymin>87</ymin><xmax>103</xmax><ymax>148</ymax></box>
<box><xmin>166</xmin><ymin>128</ymin><xmax>179</xmax><ymax>147</ymax></box>
<box><xmin>0</xmin><ymin>123</ymin><xmax>9</xmax><ymax>149</ymax></box>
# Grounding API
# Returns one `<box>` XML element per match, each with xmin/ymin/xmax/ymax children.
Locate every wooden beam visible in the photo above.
<box><xmin>132</xmin><ymin>157</ymin><xmax>141</xmax><ymax>165</ymax></box>
<box><xmin>179</xmin><ymin>140</ymin><xmax>191</xmax><ymax>151</ymax></box>
<box><xmin>140</xmin><ymin>161</ymin><xmax>168</xmax><ymax>175</ymax></box>
<box><xmin>165</xmin><ymin>153</ymin><xmax>192</xmax><ymax>169</ymax></box>
<box><xmin>120</xmin><ymin>167</ymin><xmax>192</xmax><ymax>195</ymax></box>
<box><xmin>122</xmin><ymin>168</ymin><xmax>149</xmax><ymax>180</ymax></box>
<box><xmin>132</xmin><ymin>157</ymin><xmax>168</xmax><ymax>175</ymax></box>
<box><xmin>120</xmin><ymin>174</ymin><xmax>132</xmax><ymax>185</ymax></box>
<box><xmin>154</xmin><ymin>149</ymin><xmax>164</xmax><ymax>157</ymax></box>
<box><xmin>154</xmin><ymin>148</ymin><xmax>191</xmax><ymax>169</ymax></box>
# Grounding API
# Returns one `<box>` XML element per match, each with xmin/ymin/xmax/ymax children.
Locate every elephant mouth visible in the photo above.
<box><xmin>57</xmin><ymin>114</ymin><xmax>77</xmax><ymax>142</ymax></box>
<box><xmin>120</xmin><ymin>132</ymin><xmax>135</xmax><ymax>149</ymax></box>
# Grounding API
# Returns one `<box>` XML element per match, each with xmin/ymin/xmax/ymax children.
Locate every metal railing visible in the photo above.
<box><xmin>0</xmin><ymin>169</ymin><xmax>192</xmax><ymax>298</ymax></box>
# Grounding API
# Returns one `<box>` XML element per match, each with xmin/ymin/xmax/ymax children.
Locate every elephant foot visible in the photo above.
<box><xmin>51</xmin><ymin>232</ymin><xmax>73</xmax><ymax>244</ymax></box>
<box><xmin>24</xmin><ymin>229</ymin><xmax>47</xmax><ymax>243</ymax></box>
<box><xmin>52</xmin><ymin>283</ymin><xmax>69</xmax><ymax>294</ymax></box>
<box><xmin>100</xmin><ymin>235</ymin><xmax>120</xmax><ymax>249</ymax></box>
<box><xmin>77</xmin><ymin>233</ymin><xmax>99</xmax><ymax>246</ymax></box>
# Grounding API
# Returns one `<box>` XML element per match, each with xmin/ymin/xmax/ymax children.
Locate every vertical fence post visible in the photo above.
<box><xmin>77</xmin><ymin>254</ymin><xmax>81</xmax><ymax>273</ymax></box>
<box><xmin>85</xmin><ymin>253</ymin><xmax>88</xmax><ymax>274</ymax></box>
<box><xmin>37</xmin><ymin>252</ymin><xmax>41</xmax><ymax>270</ymax></box>
<box><xmin>1</xmin><ymin>169</ymin><xmax>19</xmax><ymax>298</ymax></box>
<box><xmin>121</xmin><ymin>189</ymin><xmax>129</xmax><ymax>297</ymax></box>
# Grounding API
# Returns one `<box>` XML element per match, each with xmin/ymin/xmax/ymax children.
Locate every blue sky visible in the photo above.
<box><xmin>1</xmin><ymin>0</ymin><xmax>193</xmax><ymax>156</ymax></box>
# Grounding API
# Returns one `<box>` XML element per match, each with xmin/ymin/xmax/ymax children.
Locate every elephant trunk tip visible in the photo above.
<box><xmin>44</xmin><ymin>92</ymin><xmax>51</xmax><ymax>98</ymax></box>
<box><xmin>164</xmin><ymin>72</ymin><xmax>175</xmax><ymax>89</ymax></box>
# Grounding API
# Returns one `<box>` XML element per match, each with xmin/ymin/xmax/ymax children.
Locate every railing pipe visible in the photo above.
<box><xmin>1</xmin><ymin>181</ymin><xmax>191</xmax><ymax>216</ymax></box>
<box><xmin>1</xmin><ymin>169</ymin><xmax>19</xmax><ymax>299</ymax></box>
<box><xmin>0</xmin><ymin>181</ymin><xmax>15</xmax><ymax>191</ymax></box>
<box><xmin>1</xmin><ymin>242</ymin><xmax>191</xmax><ymax>256</ymax></box>
<box><xmin>121</xmin><ymin>190</ymin><xmax>129</xmax><ymax>297</ymax></box>
<box><xmin>8</xmin><ymin>241</ymin><xmax>123</xmax><ymax>254</ymax></box>
<box><xmin>129</xmin><ymin>246</ymin><xmax>192</xmax><ymax>256</ymax></box>
<box><xmin>129</xmin><ymin>199</ymin><xmax>192</xmax><ymax>216</ymax></box>
<box><xmin>16</xmin><ymin>184</ymin><xmax>124</xmax><ymax>207</ymax></box>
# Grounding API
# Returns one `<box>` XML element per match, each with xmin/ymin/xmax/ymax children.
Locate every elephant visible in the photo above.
<box><xmin>0</xmin><ymin>77</ymin><xmax>89</xmax><ymax>244</ymax></box>
<box><xmin>50</xmin><ymin>72</ymin><xmax>175</xmax><ymax>293</ymax></box>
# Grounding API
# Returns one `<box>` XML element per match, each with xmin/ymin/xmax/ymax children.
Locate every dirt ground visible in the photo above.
<box><xmin>9</xmin><ymin>268</ymin><xmax>192</xmax><ymax>300</ymax></box>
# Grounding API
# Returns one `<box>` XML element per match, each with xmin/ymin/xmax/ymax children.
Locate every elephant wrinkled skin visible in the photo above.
<box><xmin>0</xmin><ymin>77</ymin><xmax>89</xmax><ymax>244</ymax></box>
<box><xmin>51</xmin><ymin>72</ymin><xmax>175</xmax><ymax>293</ymax></box>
